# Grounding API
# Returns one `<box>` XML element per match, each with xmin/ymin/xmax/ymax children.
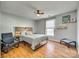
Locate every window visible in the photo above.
<box><xmin>46</xmin><ymin>19</ymin><xmax>55</xmax><ymax>36</ymax></box>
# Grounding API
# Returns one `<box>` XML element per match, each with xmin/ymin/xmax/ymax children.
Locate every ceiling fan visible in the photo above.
<box><xmin>26</xmin><ymin>4</ymin><xmax>44</xmax><ymax>16</ymax></box>
<box><xmin>34</xmin><ymin>10</ymin><xmax>44</xmax><ymax>16</ymax></box>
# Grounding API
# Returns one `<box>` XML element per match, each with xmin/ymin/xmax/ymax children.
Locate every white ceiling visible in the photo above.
<box><xmin>0</xmin><ymin>1</ymin><xmax>78</xmax><ymax>20</ymax></box>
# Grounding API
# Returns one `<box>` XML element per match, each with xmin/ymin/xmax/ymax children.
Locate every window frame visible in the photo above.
<box><xmin>45</xmin><ymin>19</ymin><xmax>55</xmax><ymax>36</ymax></box>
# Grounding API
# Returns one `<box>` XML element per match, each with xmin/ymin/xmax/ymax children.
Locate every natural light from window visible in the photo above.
<box><xmin>46</xmin><ymin>19</ymin><xmax>55</xmax><ymax>36</ymax></box>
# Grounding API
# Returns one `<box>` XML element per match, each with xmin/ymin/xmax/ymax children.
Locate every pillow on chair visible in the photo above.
<box><xmin>3</xmin><ymin>37</ymin><xmax>14</xmax><ymax>44</ymax></box>
<box><xmin>1</xmin><ymin>32</ymin><xmax>14</xmax><ymax>44</ymax></box>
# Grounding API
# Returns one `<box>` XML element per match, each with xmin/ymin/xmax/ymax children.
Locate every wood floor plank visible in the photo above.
<box><xmin>1</xmin><ymin>40</ymin><xmax>77</xmax><ymax>58</ymax></box>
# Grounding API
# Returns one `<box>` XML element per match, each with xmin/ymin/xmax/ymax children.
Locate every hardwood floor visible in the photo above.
<box><xmin>1</xmin><ymin>40</ymin><xmax>77</xmax><ymax>58</ymax></box>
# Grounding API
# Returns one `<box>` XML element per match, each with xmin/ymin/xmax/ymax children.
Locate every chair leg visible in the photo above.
<box><xmin>67</xmin><ymin>44</ymin><xmax>70</xmax><ymax>48</ymax></box>
<box><xmin>2</xmin><ymin>44</ymin><xmax>9</xmax><ymax>53</ymax></box>
<box><xmin>60</xmin><ymin>40</ymin><xmax>62</xmax><ymax>44</ymax></box>
<box><xmin>75</xmin><ymin>42</ymin><xmax>76</xmax><ymax>48</ymax></box>
<box><xmin>3</xmin><ymin>49</ymin><xmax>8</xmax><ymax>53</ymax></box>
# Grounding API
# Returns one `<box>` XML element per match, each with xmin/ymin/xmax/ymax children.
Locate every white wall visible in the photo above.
<box><xmin>77</xmin><ymin>4</ymin><xmax>79</xmax><ymax>54</ymax></box>
<box><xmin>0</xmin><ymin>12</ymin><xmax>2</xmax><ymax>40</ymax></box>
<box><xmin>34</xmin><ymin>20</ymin><xmax>46</xmax><ymax>34</ymax></box>
<box><xmin>0</xmin><ymin>12</ymin><xmax>34</xmax><ymax>39</ymax></box>
<box><xmin>54</xmin><ymin>11</ymin><xmax>77</xmax><ymax>41</ymax></box>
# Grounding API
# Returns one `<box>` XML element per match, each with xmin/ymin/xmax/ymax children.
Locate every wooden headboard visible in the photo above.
<box><xmin>15</xmin><ymin>27</ymin><xmax>32</xmax><ymax>36</ymax></box>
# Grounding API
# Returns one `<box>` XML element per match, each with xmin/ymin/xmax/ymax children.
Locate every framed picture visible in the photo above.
<box><xmin>70</xmin><ymin>17</ymin><xmax>77</xmax><ymax>23</ymax></box>
<box><xmin>62</xmin><ymin>15</ymin><xmax>70</xmax><ymax>24</ymax></box>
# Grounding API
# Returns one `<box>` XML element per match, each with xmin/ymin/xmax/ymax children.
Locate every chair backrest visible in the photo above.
<box><xmin>1</xmin><ymin>32</ymin><xmax>14</xmax><ymax>44</ymax></box>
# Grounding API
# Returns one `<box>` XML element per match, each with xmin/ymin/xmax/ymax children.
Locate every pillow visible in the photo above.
<box><xmin>26</xmin><ymin>31</ymin><xmax>33</xmax><ymax>35</ymax></box>
<box><xmin>21</xmin><ymin>31</ymin><xmax>33</xmax><ymax>35</ymax></box>
<box><xmin>21</xmin><ymin>31</ymin><xmax>26</xmax><ymax>35</ymax></box>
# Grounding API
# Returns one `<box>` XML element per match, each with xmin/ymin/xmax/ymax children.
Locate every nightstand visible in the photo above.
<box><xmin>15</xmin><ymin>31</ymin><xmax>21</xmax><ymax>42</ymax></box>
<box><xmin>15</xmin><ymin>35</ymin><xmax>21</xmax><ymax>42</ymax></box>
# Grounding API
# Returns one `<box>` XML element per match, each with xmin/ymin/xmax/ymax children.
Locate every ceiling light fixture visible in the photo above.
<box><xmin>36</xmin><ymin>14</ymin><xmax>40</xmax><ymax>16</ymax></box>
<box><xmin>34</xmin><ymin>10</ymin><xmax>44</xmax><ymax>16</ymax></box>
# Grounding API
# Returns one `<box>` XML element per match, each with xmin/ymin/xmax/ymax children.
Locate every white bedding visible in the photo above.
<box><xmin>20</xmin><ymin>34</ymin><xmax>48</xmax><ymax>50</ymax></box>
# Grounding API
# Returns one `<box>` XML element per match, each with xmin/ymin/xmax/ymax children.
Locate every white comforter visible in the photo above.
<box><xmin>20</xmin><ymin>34</ymin><xmax>48</xmax><ymax>50</ymax></box>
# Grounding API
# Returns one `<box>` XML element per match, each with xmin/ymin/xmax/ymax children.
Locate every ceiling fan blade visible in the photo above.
<box><xmin>40</xmin><ymin>13</ymin><xmax>44</xmax><ymax>14</ymax></box>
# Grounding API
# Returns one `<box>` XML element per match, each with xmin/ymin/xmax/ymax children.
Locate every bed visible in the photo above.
<box><xmin>15</xmin><ymin>27</ymin><xmax>48</xmax><ymax>50</ymax></box>
<box><xmin>20</xmin><ymin>34</ymin><xmax>48</xmax><ymax>50</ymax></box>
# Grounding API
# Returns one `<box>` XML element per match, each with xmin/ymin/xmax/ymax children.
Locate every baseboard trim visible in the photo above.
<box><xmin>49</xmin><ymin>39</ymin><xmax>60</xmax><ymax>43</ymax></box>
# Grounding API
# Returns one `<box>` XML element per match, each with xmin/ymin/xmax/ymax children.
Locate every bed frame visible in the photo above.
<box><xmin>14</xmin><ymin>27</ymin><xmax>48</xmax><ymax>50</ymax></box>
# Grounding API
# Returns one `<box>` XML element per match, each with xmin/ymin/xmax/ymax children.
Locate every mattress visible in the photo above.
<box><xmin>20</xmin><ymin>34</ymin><xmax>48</xmax><ymax>50</ymax></box>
